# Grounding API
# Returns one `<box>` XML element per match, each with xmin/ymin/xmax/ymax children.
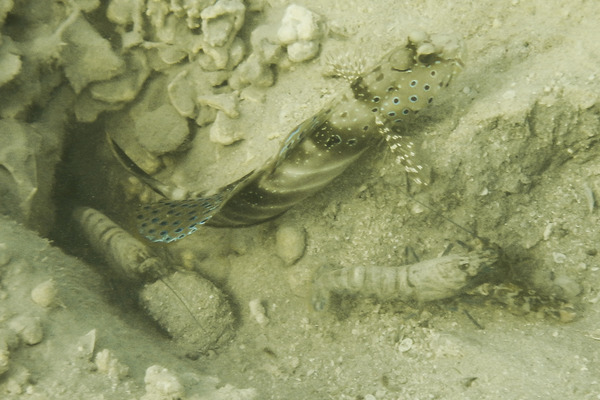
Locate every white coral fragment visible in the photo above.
<box><xmin>277</xmin><ymin>4</ymin><xmax>322</xmax><ymax>44</ymax></box>
<box><xmin>0</xmin><ymin>41</ymin><xmax>21</xmax><ymax>87</ymax></box>
<box><xmin>95</xmin><ymin>349</ymin><xmax>129</xmax><ymax>381</ymax></box>
<box><xmin>209</xmin><ymin>110</ymin><xmax>244</xmax><ymax>145</ymax></box>
<box><xmin>196</xmin><ymin>92</ymin><xmax>240</xmax><ymax>118</ymax></box>
<box><xmin>142</xmin><ymin>365</ymin><xmax>185</xmax><ymax>400</ymax></box>
<box><xmin>62</xmin><ymin>15</ymin><xmax>125</xmax><ymax>93</ymax></box>
<box><xmin>201</xmin><ymin>0</ymin><xmax>246</xmax><ymax>47</ymax></box>
<box><xmin>276</xmin><ymin>4</ymin><xmax>324</xmax><ymax>62</ymax></box>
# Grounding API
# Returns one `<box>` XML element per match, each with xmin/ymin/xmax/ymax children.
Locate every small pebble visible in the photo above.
<box><xmin>559</xmin><ymin>306</ymin><xmax>577</xmax><ymax>323</ymax></box>
<box><xmin>8</xmin><ymin>316</ymin><xmax>43</xmax><ymax>345</ymax></box>
<box><xmin>249</xmin><ymin>299</ymin><xmax>269</xmax><ymax>326</ymax></box>
<box><xmin>552</xmin><ymin>252</ymin><xmax>567</xmax><ymax>264</ymax></box>
<box><xmin>74</xmin><ymin>329</ymin><xmax>96</xmax><ymax>361</ymax></box>
<box><xmin>286</xmin><ymin>260</ymin><xmax>313</xmax><ymax>297</ymax></box>
<box><xmin>31</xmin><ymin>279</ymin><xmax>58</xmax><ymax>308</ymax></box>
<box><xmin>503</xmin><ymin>89</ymin><xmax>516</xmax><ymax>100</ymax></box>
<box><xmin>397</xmin><ymin>337</ymin><xmax>413</xmax><ymax>353</ymax></box>
<box><xmin>275</xmin><ymin>224</ymin><xmax>306</xmax><ymax>265</ymax></box>
<box><xmin>0</xmin><ymin>243</ymin><xmax>11</xmax><ymax>267</ymax></box>
<box><xmin>543</xmin><ymin>222</ymin><xmax>555</xmax><ymax>240</ymax></box>
<box><xmin>0</xmin><ymin>338</ymin><xmax>10</xmax><ymax>376</ymax></box>
<box><xmin>552</xmin><ymin>274</ymin><xmax>582</xmax><ymax>299</ymax></box>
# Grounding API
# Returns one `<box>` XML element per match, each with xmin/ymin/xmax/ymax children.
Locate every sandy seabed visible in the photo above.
<box><xmin>1</xmin><ymin>0</ymin><xmax>599</xmax><ymax>399</ymax></box>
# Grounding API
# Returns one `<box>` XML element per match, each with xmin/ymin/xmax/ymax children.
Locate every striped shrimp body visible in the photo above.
<box><xmin>73</xmin><ymin>206</ymin><xmax>165</xmax><ymax>281</ymax></box>
<box><xmin>73</xmin><ymin>207</ymin><xmax>235</xmax><ymax>352</ymax></box>
<box><xmin>124</xmin><ymin>32</ymin><xmax>463</xmax><ymax>243</ymax></box>
<box><xmin>312</xmin><ymin>248</ymin><xmax>500</xmax><ymax>311</ymax></box>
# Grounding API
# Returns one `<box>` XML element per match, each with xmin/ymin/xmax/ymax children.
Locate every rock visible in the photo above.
<box><xmin>201</xmin><ymin>0</ymin><xmax>246</xmax><ymax>47</ymax></box>
<box><xmin>209</xmin><ymin>111</ymin><xmax>244</xmax><ymax>145</ymax></box>
<box><xmin>89</xmin><ymin>50</ymin><xmax>150</xmax><ymax>103</ymax></box>
<box><xmin>168</xmin><ymin>69</ymin><xmax>197</xmax><ymax>118</ymax></box>
<box><xmin>197</xmin><ymin>92</ymin><xmax>240</xmax><ymax>118</ymax></box>
<box><xmin>250</xmin><ymin>25</ymin><xmax>283</xmax><ymax>64</ymax></box>
<box><xmin>0</xmin><ymin>120</ymin><xmax>41</xmax><ymax>223</ymax></box>
<box><xmin>8</xmin><ymin>316</ymin><xmax>43</xmax><ymax>345</ymax></box>
<box><xmin>202</xmin><ymin>43</ymin><xmax>233</xmax><ymax>70</ymax></box>
<box><xmin>229</xmin><ymin>53</ymin><xmax>274</xmax><ymax>89</ymax></box>
<box><xmin>62</xmin><ymin>15</ymin><xmax>125</xmax><ymax>93</ymax></box>
<box><xmin>139</xmin><ymin>271</ymin><xmax>235</xmax><ymax>353</ymax></box>
<box><xmin>134</xmin><ymin>103</ymin><xmax>190</xmax><ymax>155</ymax></box>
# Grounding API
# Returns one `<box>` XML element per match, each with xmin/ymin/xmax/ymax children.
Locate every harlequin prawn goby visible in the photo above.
<box><xmin>117</xmin><ymin>33</ymin><xmax>464</xmax><ymax>243</ymax></box>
